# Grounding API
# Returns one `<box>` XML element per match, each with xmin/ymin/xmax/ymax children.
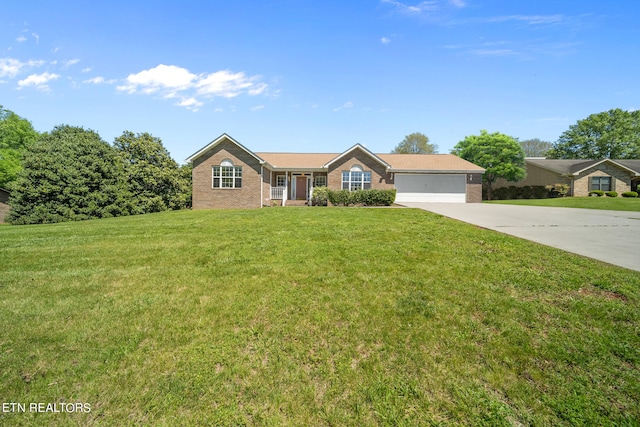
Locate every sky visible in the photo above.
<box><xmin>1</xmin><ymin>0</ymin><xmax>639</xmax><ymax>163</ymax></box>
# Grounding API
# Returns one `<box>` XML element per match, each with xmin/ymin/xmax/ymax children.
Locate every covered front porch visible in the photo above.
<box><xmin>268</xmin><ymin>170</ymin><xmax>327</xmax><ymax>206</ymax></box>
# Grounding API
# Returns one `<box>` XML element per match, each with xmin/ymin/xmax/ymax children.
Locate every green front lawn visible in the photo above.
<box><xmin>1</xmin><ymin>208</ymin><xmax>638</xmax><ymax>425</ymax></box>
<box><xmin>487</xmin><ymin>196</ymin><xmax>640</xmax><ymax>211</ymax></box>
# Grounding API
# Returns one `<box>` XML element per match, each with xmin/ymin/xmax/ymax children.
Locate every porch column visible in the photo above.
<box><xmin>284</xmin><ymin>170</ymin><xmax>289</xmax><ymax>205</ymax></box>
<box><xmin>310</xmin><ymin>171</ymin><xmax>314</xmax><ymax>206</ymax></box>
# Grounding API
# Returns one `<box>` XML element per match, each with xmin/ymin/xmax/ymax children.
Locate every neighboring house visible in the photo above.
<box><xmin>494</xmin><ymin>158</ymin><xmax>640</xmax><ymax>196</ymax></box>
<box><xmin>0</xmin><ymin>187</ymin><xmax>10</xmax><ymax>223</ymax></box>
<box><xmin>186</xmin><ymin>134</ymin><xmax>485</xmax><ymax>209</ymax></box>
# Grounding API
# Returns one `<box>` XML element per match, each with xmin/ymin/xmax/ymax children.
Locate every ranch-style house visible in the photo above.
<box><xmin>186</xmin><ymin>134</ymin><xmax>486</xmax><ymax>209</ymax></box>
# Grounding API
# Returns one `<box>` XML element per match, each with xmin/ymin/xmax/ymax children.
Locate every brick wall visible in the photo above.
<box><xmin>573</xmin><ymin>164</ymin><xmax>631</xmax><ymax>196</ymax></box>
<box><xmin>466</xmin><ymin>173</ymin><xmax>483</xmax><ymax>203</ymax></box>
<box><xmin>191</xmin><ymin>139</ymin><xmax>263</xmax><ymax>209</ymax></box>
<box><xmin>326</xmin><ymin>149</ymin><xmax>394</xmax><ymax>190</ymax></box>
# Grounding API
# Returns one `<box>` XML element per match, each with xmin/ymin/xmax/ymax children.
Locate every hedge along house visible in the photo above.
<box><xmin>186</xmin><ymin>134</ymin><xmax>485</xmax><ymax>209</ymax></box>
<box><xmin>493</xmin><ymin>158</ymin><xmax>640</xmax><ymax>197</ymax></box>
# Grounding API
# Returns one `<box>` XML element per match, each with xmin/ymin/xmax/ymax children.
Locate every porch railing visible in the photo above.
<box><xmin>271</xmin><ymin>186</ymin><xmax>286</xmax><ymax>200</ymax></box>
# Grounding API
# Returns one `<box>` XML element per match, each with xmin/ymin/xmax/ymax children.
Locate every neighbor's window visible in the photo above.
<box><xmin>342</xmin><ymin>165</ymin><xmax>372</xmax><ymax>191</ymax></box>
<box><xmin>276</xmin><ymin>175</ymin><xmax>286</xmax><ymax>187</ymax></box>
<box><xmin>591</xmin><ymin>176</ymin><xmax>611</xmax><ymax>192</ymax></box>
<box><xmin>314</xmin><ymin>175</ymin><xmax>327</xmax><ymax>187</ymax></box>
<box><xmin>213</xmin><ymin>159</ymin><xmax>242</xmax><ymax>188</ymax></box>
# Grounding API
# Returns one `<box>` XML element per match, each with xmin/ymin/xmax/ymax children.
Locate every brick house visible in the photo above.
<box><xmin>493</xmin><ymin>158</ymin><xmax>640</xmax><ymax>196</ymax></box>
<box><xmin>186</xmin><ymin>134</ymin><xmax>485</xmax><ymax>209</ymax></box>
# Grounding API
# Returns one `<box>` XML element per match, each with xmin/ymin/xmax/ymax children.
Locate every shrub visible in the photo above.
<box><xmin>359</xmin><ymin>189</ymin><xmax>396</xmax><ymax>206</ymax></box>
<box><xmin>508</xmin><ymin>186</ymin><xmax>519</xmax><ymax>199</ymax></box>
<box><xmin>327</xmin><ymin>189</ymin><xmax>352</xmax><ymax>206</ymax></box>
<box><xmin>491</xmin><ymin>185</ymin><xmax>556</xmax><ymax>200</ymax></box>
<box><xmin>546</xmin><ymin>183</ymin><xmax>570</xmax><ymax>198</ymax></box>
<box><xmin>605</xmin><ymin>191</ymin><xmax>618</xmax><ymax>198</ymax></box>
<box><xmin>311</xmin><ymin>186</ymin><xmax>329</xmax><ymax>206</ymax></box>
<box><xmin>327</xmin><ymin>189</ymin><xmax>396</xmax><ymax>206</ymax></box>
<box><xmin>589</xmin><ymin>190</ymin><xmax>605</xmax><ymax>197</ymax></box>
<box><xmin>491</xmin><ymin>187</ymin><xmax>509</xmax><ymax>200</ymax></box>
<box><xmin>622</xmin><ymin>191</ymin><xmax>638</xmax><ymax>198</ymax></box>
<box><xmin>532</xmin><ymin>185</ymin><xmax>549</xmax><ymax>199</ymax></box>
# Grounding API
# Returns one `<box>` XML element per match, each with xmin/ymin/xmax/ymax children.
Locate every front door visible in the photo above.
<box><xmin>295</xmin><ymin>176</ymin><xmax>307</xmax><ymax>200</ymax></box>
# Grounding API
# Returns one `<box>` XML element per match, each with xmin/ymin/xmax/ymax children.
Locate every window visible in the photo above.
<box><xmin>213</xmin><ymin>159</ymin><xmax>242</xmax><ymax>188</ymax></box>
<box><xmin>314</xmin><ymin>175</ymin><xmax>327</xmax><ymax>187</ymax></box>
<box><xmin>276</xmin><ymin>175</ymin><xmax>286</xmax><ymax>187</ymax></box>
<box><xmin>342</xmin><ymin>165</ymin><xmax>372</xmax><ymax>191</ymax></box>
<box><xmin>591</xmin><ymin>176</ymin><xmax>611</xmax><ymax>192</ymax></box>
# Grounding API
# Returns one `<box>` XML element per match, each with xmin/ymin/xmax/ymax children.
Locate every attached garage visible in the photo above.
<box><xmin>394</xmin><ymin>173</ymin><xmax>467</xmax><ymax>203</ymax></box>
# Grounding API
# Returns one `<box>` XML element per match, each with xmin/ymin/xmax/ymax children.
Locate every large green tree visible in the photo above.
<box><xmin>0</xmin><ymin>106</ymin><xmax>40</xmax><ymax>188</ymax></box>
<box><xmin>452</xmin><ymin>130</ymin><xmax>526</xmax><ymax>200</ymax></box>
<box><xmin>547</xmin><ymin>109</ymin><xmax>640</xmax><ymax>159</ymax></box>
<box><xmin>8</xmin><ymin>125</ymin><xmax>130</xmax><ymax>224</ymax></box>
<box><xmin>391</xmin><ymin>132</ymin><xmax>438</xmax><ymax>154</ymax></box>
<box><xmin>519</xmin><ymin>138</ymin><xmax>552</xmax><ymax>158</ymax></box>
<box><xmin>113</xmin><ymin>131</ymin><xmax>191</xmax><ymax>213</ymax></box>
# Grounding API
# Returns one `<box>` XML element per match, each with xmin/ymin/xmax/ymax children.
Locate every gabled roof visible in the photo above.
<box><xmin>526</xmin><ymin>158</ymin><xmax>640</xmax><ymax>176</ymax></box>
<box><xmin>616</xmin><ymin>160</ymin><xmax>640</xmax><ymax>174</ymax></box>
<box><xmin>379</xmin><ymin>154</ymin><xmax>485</xmax><ymax>173</ymax></box>
<box><xmin>323</xmin><ymin>144</ymin><xmax>391</xmax><ymax>169</ymax></box>
<box><xmin>571</xmin><ymin>159</ymin><xmax>640</xmax><ymax>176</ymax></box>
<box><xmin>185</xmin><ymin>133</ymin><xmax>265</xmax><ymax>164</ymax></box>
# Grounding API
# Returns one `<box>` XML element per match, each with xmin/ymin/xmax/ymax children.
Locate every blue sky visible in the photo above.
<box><xmin>1</xmin><ymin>0</ymin><xmax>639</xmax><ymax>163</ymax></box>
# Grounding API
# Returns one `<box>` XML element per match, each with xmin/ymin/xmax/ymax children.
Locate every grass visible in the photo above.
<box><xmin>1</xmin><ymin>208</ymin><xmax>639</xmax><ymax>426</ymax></box>
<box><xmin>487</xmin><ymin>196</ymin><xmax>640</xmax><ymax>211</ymax></box>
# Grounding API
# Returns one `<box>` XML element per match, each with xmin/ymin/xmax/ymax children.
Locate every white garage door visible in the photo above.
<box><xmin>395</xmin><ymin>174</ymin><xmax>466</xmax><ymax>203</ymax></box>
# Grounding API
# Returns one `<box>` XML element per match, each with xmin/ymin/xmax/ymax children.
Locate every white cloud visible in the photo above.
<box><xmin>63</xmin><ymin>59</ymin><xmax>81</xmax><ymax>68</ymax></box>
<box><xmin>197</xmin><ymin>70</ymin><xmax>265</xmax><ymax>98</ymax></box>
<box><xmin>470</xmin><ymin>49</ymin><xmax>517</xmax><ymax>57</ymax></box>
<box><xmin>176</xmin><ymin>97</ymin><xmax>204</xmax><ymax>111</ymax></box>
<box><xmin>250</xmin><ymin>105</ymin><xmax>265</xmax><ymax>111</ymax></box>
<box><xmin>117</xmin><ymin>64</ymin><xmax>268</xmax><ymax>110</ymax></box>
<box><xmin>381</xmin><ymin>0</ymin><xmax>438</xmax><ymax>15</ymax></box>
<box><xmin>381</xmin><ymin>36</ymin><xmax>391</xmax><ymax>45</ymax></box>
<box><xmin>83</xmin><ymin>76</ymin><xmax>116</xmax><ymax>84</ymax></box>
<box><xmin>333</xmin><ymin>101</ymin><xmax>354</xmax><ymax>112</ymax></box>
<box><xmin>16</xmin><ymin>35</ymin><xmax>27</xmax><ymax>43</ymax></box>
<box><xmin>81</xmin><ymin>67</ymin><xmax>92</xmax><ymax>73</ymax></box>
<box><xmin>32</xmin><ymin>33</ymin><xmax>39</xmax><ymax>44</ymax></box>
<box><xmin>0</xmin><ymin>58</ymin><xmax>47</xmax><ymax>79</ymax></box>
<box><xmin>118</xmin><ymin>64</ymin><xmax>196</xmax><ymax>94</ymax></box>
<box><xmin>84</xmin><ymin>76</ymin><xmax>105</xmax><ymax>84</ymax></box>
<box><xmin>483</xmin><ymin>15</ymin><xmax>564</xmax><ymax>25</ymax></box>
<box><xmin>0</xmin><ymin>58</ymin><xmax>24</xmax><ymax>78</ymax></box>
<box><xmin>448</xmin><ymin>0</ymin><xmax>465</xmax><ymax>7</ymax></box>
<box><xmin>17</xmin><ymin>72</ymin><xmax>60</xmax><ymax>90</ymax></box>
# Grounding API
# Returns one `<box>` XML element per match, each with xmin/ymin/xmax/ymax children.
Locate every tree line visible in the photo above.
<box><xmin>0</xmin><ymin>107</ymin><xmax>191</xmax><ymax>225</ymax></box>
<box><xmin>2</xmin><ymin>106</ymin><xmax>639</xmax><ymax>221</ymax></box>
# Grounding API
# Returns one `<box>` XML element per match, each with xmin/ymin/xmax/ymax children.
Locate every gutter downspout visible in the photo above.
<box><xmin>260</xmin><ymin>165</ymin><xmax>264</xmax><ymax>208</ymax></box>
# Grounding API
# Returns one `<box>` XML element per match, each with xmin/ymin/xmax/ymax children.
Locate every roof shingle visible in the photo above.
<box><xmin>255</xmin><ymin>152</ymin><xmax>485</xmax><ymax>172</ymax></box>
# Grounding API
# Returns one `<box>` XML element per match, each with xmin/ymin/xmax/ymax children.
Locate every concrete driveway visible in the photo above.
<box><xmin>401</xmin><ymin>202</ymin><xmax>640</xmax><ymax>272</ymax></box>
